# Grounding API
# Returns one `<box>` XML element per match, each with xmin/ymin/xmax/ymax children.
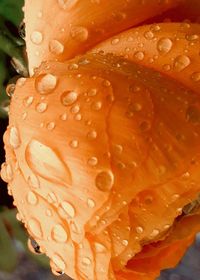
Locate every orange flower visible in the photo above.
<box><xmin>1</xmin><ymin>1</ymin><xmax>200</xmax><ymax>279</ymax></box>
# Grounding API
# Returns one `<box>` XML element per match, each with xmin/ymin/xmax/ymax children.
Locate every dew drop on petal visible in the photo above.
<box><xmin>57</xmin><ymin>0</ymin><xmax>78</xmax><ymax>10</ymax></box>
<box><xmin>191</xmin><ymin>72</ymin><xmax>200</xmax><ymax>82</ymax></box>
<box><xmin>49</xmin><ymin>40</ymin><xmax>64</xmax><ymax>55</ymax></box>
<box><xmin>28</xmin><ymin>218</ymin><xmax>43</xmax><ymax>239</ymax></box>
<box><xmin>52</xmin><ymin>254</ymin><xmax>66</xmax><ymax>271</ymax></box>
<box><xmin>60</xmin><ymin>201</ymin><xmax>75</xmax><ymax>218</ymax></box>
<box><xmin>61</xmin><ymin>91</ymin><xmax>78</xmax><ymax>106</ymax></box>
<box><xmin>95</xmin><ymin>170</ymin><xmax>114</xmax><ymax>192</ymax></box>
<box><xmin>52</xmin><ymin>224</ymin><xmax>68</xmax><ymax>242</ymax></box>
<box><xmin>36</xmin><ymin>102</ymin><xmax>48</xmax><ymax>113</ymax></box>
<box><xmin>70</xmin><ymin>26</ymin><xmax>89</xmax><ymax>42</ymax></box>
<box><xmin>27</xmin><ymin>191</ymin><xmax>38</xmax><ymax>205</ymax></box>
<box><xmin>35</xmin><ymin>74</ymin><xmax>57</xmax><ymax>94</ymax></box>
<box><xmin>9</xmin><ymin>127</ymin><xmax>21</xmax><ymax>149</ymax></box>
<box><xmin>157</xmin><ymin>38</ymin><xmax>173</xmax><ymax>54</ymax></box>
<box><xmin>87</xmin><ymin>198</ymin><xmax>96</xmax><ymax>208</ymax></box>
<box><xmin>31</xmin><ymin>31</ymin><xmax>43</xmax><ymax>44</ymax></box>
<box><xmin>173</xmin><ymin>55</ymin><xmax>191</xmax><ymax>71</ymax></box>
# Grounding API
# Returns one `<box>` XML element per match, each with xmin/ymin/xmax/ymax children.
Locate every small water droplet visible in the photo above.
<box><xmin>95</xmin><ymin>170</ymin><xmax>114</xmax><ymax>192</ymax></box>
<box><xmin>27</xmin><ymin>191</ymin><xmax>38</xmax><ymax>205</ymax></box>
<box><xmin>31</xmin><ymin>31</ymin><xmax>43</xmax><ymax>44</ymax></box>
<box><xmin>68</xmin><ymin>63</ymin><xmax>79</xmax><ymax>70</ymax></box>
<box><xmin>139</xmin><ymin>121</ymin><xmax>151</xmax><ymax>132</ymax></box>
<box><xmin>17</xmin><ymin>77</ymin><xmax>27</xmax><ymax>87</ymax></box>
<box><xmin>49</xmin><ymin>40</ymin><xmax>64</xmax><ymax>55</ymax></box>
<box><xmin>87</xmin><ymin>157</ymin><xmax>98</xmax><ymax>166</ymax></box>
<box><xmin>136</xmin><ymin>226</ymin><xmax>144</xmax><ymax>234</ymax></box>
<box><xmin>74</xmin><ymin>113</ymin><xmax>82</xmax><ymax>121</ymax></box>
<box><xmin>157</xmin><ymin>38</ymin><xmax>173</xmax><ymax>54</ymax></box>
<box><xmin>6</xmin><ymin>84</ymin><xmax>15</xmax><ymax>97</ymax></box>
<box><xmin>47</xmin><ymin>192</ymin><xmax>58</xmax><ymax>204</ymax></box>
<box><xmin>94</xmin><ymin>242</ymin><xmax>106</xmax><ymax>253</ymax></box>
<box><xmin>87</xmin><ymin>198</ymin><xmax>96</xmax><ymax>208</ymax></box>
<box><xmin>88</xmin><ymin>88</ymin><xmax>97</xmax><ymax>97</ymax></box>
<box><xmin>134</xmin><ymin>51</ymin><xmax>144</xmax><ymax>60</ymax></box>
<box><xmin>52</xmin><ymin>254</ymin><xmax>66</xmax><ymax>271</ymax></box>
<box><xmin>150</xmin><ymin>229</ymin><xmax>160</xmax><ymax>237</ymax></box>
<box><xmin>58</xmin><ymin>0</ymin><xmax>78</xmax><ymax>10</ymax></box>
<box><xmin>36</xmin><ymin>102</ymin><xmax>48</xmax><ymax>113</ymax></box>
<box><xmin>91</xmin><ymin>101</ymin><xmax>102</xmax><ymax>111</ymax></box>
<box><xmin>9</xmin><ymin>127</ymin><xmax>21</xmax><ymax>149</ymax></box>
<box><xmin>47</xmin><ymin>122</ymin><xmax>56</xmax><ymax>131</ymax></box>
<box><xmin>122</xmin><ymin>239</ymin><xmax>128</xmax><ymax>246</ymax></box>
<box><xmin>23</xmin><ymin>96</ymin><xmax>34</xmax><ymax>107</ymax></box>
<box><xmin>28</xmin><ymin>238</ymin><xmax>42</xmax><ymax>254</ymax></box>
<box><xmin>35</xmin><ymin>74</ymin><xmax>57</xmax><ymax>94</ymax></box>
<box><xmin>111</xmin><ymin>38</ymin><xmax>120</xmax><ymax>45</ymax></box>
<box><xmin>186</xmin><ymin>34</ymin><xmax>199</xmax><ymax>41</ymax></box>
<box><xmin>70</xmin><ymin>26</ymin><xmax>88</xmax><ymax>42</ymax></box>
<box><xmin>28</xmin><ymin>173</ymin><xmax>40</xmax><ymax>188</ymax></box>
<box><xmin>191</xmin><ymin>72</ymin><xmax>200</xmax><ymax>82</ymax></box>
<box><xmin>71</xmin><ymin>104</ymin><xmax>80</xmax><ymax>114</ymax></box>
<box><xmin>87</xmin><ymin>130</ymin><xmax>97</xmax><ymax>140</ymax></box>
<box><xmin>28</xmin><ymin>218</ymin><xmax>43</xmax><ymax>238</ymax></box>
<box><xmin>61</xmin><ymin>91</ymin><xmax>78</xmax><ymax>106</ymax></box>
<box><xmin>18</xmin><ymin>21</ymin><xmax>25</xmax><ymax>39</ymax></box>
<box><xmin>60</xmin><ymin>113</ymin><xmax>68</xmax><ymax>120</ymax></box>
<box><xmin>52</xmin><ymin>224</ymin><xmax>68</xmax><ymax>242</ymax></box>
<box><xmin>173</xmin><ymin>55</ymin><xmax>191</xmax><ymax>71</ymax></box>
<box><xmin>82</xmin><ymin>257</ymin><xmax>91</xmax><ymax>266</ymax></box>
<box><xmin>60</xmin><ymin>201</ymin><xmax>75</xmax><ymax>218</ymax></box>
<box><xmin>186</xmin><ymin>105</ymin><xmax>200</xmax><ymax>124</ymax></box>
<box><xmin>102</xmin><ymin>80</ymin><xmax>111</xmax><ymax>87</ymax></box>
<box><xmin>144</xmin><ymin>31</ymin><xmax>154</xmax><ymax>40</ymax></box>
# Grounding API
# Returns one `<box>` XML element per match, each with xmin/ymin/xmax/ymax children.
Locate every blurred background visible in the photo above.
<box><xmin>0</xmin><ymin>1</ymin><xmax>199</xmax><ymax>280</ymax></box>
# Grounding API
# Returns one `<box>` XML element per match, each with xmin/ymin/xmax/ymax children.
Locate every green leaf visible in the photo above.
<box><xmin>0</xmin><ymin>216</ymin><xmax>18</xmax><ymax>272</ymax></box>
<box><xmin>0</xmin><ymin>0</ymin><xmax>24</xmax><ymax>27</ymax></box>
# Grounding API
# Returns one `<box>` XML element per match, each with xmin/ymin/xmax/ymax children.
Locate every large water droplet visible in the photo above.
<box><xmin>27</xmin><ymin>191</ymin><xmax>38</xmax><ymax>205</ymax></box>
<box><xmin>60</xmin><ymin>201</ymin><xmax>75</xmax><ymax>218</ymax></box>
<box><xmin>173</xmin><ymin>55</ymin><xmax>191</xmax><ymax>71</ymax></box>
<box><xmin>25</xmin><ymin>140</ymin><xmax>72</xmax><ymax>185</ymax></box>
<box><xmin>28</xmin><ymin>218</ymin><xmax>43</xmax><ymax>238</ymax></box>
<box><xmin>157</xmin><ymin>38</ymin><xmax>173</xmax><ymax>54</ymax></box>
<box><xmin>35</xmin><ymin>74</ymin><xmax>57</xmax><ymax>94</ymax></box>
<box><xmin>95</xmin><ymin>170</ymin><xmax>114</xmax><ymax>192</ymax></box>
<box><xmin>58</xmin><ymin>0</ymin><xmax>78</xmax><ymax>10</ymax></box>
<box><xmin>70</xmin><ymin>26</ymin><xmax>89</xmax><ymax>42</ymax></box>
<box><xmin>31</xmin><ymin>31</ymin><xmax>43</xmax><ymax>44</ymax></box>
<box><xmin>52</xmin><ymin>224</ymin><xmax>68</xmax><ymax>242</ymax></box>
<box><xmin>49</xmin><ymin>40</ymin><xmax>64</xmax><ymax>55</ymax></box>
<box><xmin>61</xmin><ymin>91</ymin><xmax>78</xmax><ymax>106</ymax></box>
<box><xmin>9</xmin><ymin>127</ymin><xmax>21</xmax><ymax>149</ymax></box>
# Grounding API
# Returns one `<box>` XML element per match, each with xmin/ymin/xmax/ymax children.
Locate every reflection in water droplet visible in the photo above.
<box><xmin>157</xmin><ymin>38</ymin><xmax>173</xmax><ymax>54</ymax></box>
<box><xmin>31</xmin><ymin>31</ymin><xmax>43</xmax><ymax>44</ymax></box>
<box><xmin>52</xmin><ymin>224</ymin><xmax>68</xmax><ymax>242</ymax></box>
<box><xmin>61</xmin><ymin>91</ymin><xmax>78</xmax><ymax>106</ymax></box>
<box><xmin>27</xmin><ymin>191</ymin><xmax>38</xmax><ymax>205</ymax></box>
<box><xmin>60</xmin><ymin>201</ymin><xmax>75</xmax><ymax>218</ymax></box>
<box><xmin>28</xmin><ymin>218</ymin><xmax>43</xmax><ymax>238</ymax></box>
<box><xmin>173</xmin><ymin>55</ymin><xmax>191</xmax><ymax>71</ymax></box>
<box><xmin>9</xmin><ymin>127</ymin><xmax>21</xmax><ymax>149</ymax></box>
<box><xmin>35</xmin><ymin>74</ymin><xmax>57</xmax><ymax>94</ymax></box>
<box><xmin>70</xmin><ymin>26</ymin><xmax>88</xmax><ymax>42</ymax></box>
<box><xmin>49</xmin><ymin>40</ymin><xmax>64</xmax><ymax>55</ymax></box>
<box><xmin>95</xmin><ymin>170</ymin><xmax>114</xmax><ymax>192</ymax></box>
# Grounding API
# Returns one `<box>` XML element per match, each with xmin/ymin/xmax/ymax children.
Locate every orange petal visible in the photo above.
<box><xmin>24</xmin><ymin>0</ymin><xmax>183</xmax><ymax>74</ymax></box>
<box><xmin>92</xmin><ymin>22</ymin><xmax>200</xmax><ymax>94</ymax></box>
